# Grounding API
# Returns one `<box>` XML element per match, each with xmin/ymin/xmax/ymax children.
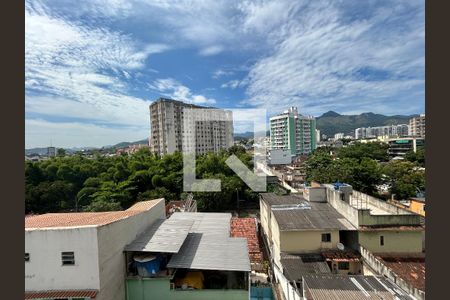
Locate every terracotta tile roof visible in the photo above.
<box><xmin>321</xmin><ymin>250</ymin><xmax>361</xmax><ymax>262</ymax></box>
<box><xmin>25</xmin><ymin>290</ymin><xmax>98</xmax><ymax>299</ymax></box>
<box><xmin>127</xmin><ymin>198</ymin><xmax>163</xmax><ymax>211</ymax></box>
<box><xmin>230</xmin><ymin>217</ymin><xmax>263</xmax><ymax>263</ymax></box>
<box><xmin>25</xmin><ymin>199</ymin><xmax>162</xmax><ymax>229</ymax></box>
<box><xmin>376</xmin><ymin>254</ymin><xmax>425</xmax><ymax>291</ymax></box>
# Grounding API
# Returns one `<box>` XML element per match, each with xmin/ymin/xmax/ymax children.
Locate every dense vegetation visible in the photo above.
<box><xmin>305</xmin><ymin>142</ymin><xmax>425</xmax><ymax>200</ymax></box>
<box><xmin>25</xmin><ymin>146</ymin><xmax>259</xmax><ymax>214</ymax></box>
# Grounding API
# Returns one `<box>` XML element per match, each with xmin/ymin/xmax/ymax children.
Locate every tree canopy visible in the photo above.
<box><xmin>25</xmin><ymin>147</ymin><xmax>259</xmax><ymax>213</ymax></box>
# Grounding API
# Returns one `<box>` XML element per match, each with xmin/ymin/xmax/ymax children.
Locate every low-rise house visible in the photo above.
<box><xmin>259</xmin><ymin>193</ymin><xmax>356</xmax><ymax>268</ymax></box>
<box><xmin>124</xmin><ymin>212</ymin><xmax>251</xmax><ymax>300</ymax></box>
<box><xmin>25</xmin><ymin>199</ymin><xmax>166</xmax><ymax>300</ymax></box>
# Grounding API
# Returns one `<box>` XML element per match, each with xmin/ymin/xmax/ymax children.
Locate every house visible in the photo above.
<box><xmin>124</xmin><ymin>212</ymin><xmax>251</xmax><ymax>300</ymax></box>
<box><xmin>259</xmin><ymin>193</ymin><xmax>356</xmax><ymax>268</ymax></box>
<box><xmin>25</xmin><ymin>199</ymin><xmax>166</xmax><ymax>300</ymax></box>
<box><xmin>321</xmin><ymin>183</ymin><xmax>424</xmax><ymax>253</ymax></box>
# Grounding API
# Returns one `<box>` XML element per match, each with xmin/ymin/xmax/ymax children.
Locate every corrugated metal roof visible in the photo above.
<box><xmin>281</xmin><ymin>253</ymin><xmax>331</xmax><ymax>282</ymax></box>
<box><xmin>167</xmin><ymin>234</ymin><xmax>250</xmax><ymax>271</ymax></box>
<box><xmin>303</xmin><ymin>275</ymin><xmax>415</xmax><ymax>300</ymax></box>
<box><xmin>124</xmin><ymin>218</ymin><xmax>194</xmax><ymax>253</ymax></box>
<box><xmin>260</xmin><ymin>193</ymin><xmax>306</xmax><ymax>206</ymax></box>
<box><xmin>272</xmin><ymin>202</ymin><xmax>356</xmax><ymax>231</ymax></box>
<box><xmin>25</xmin><ymin>290</ymin><xmax>98</xmax><ymax>299</ymax></box>
<box><xmin>166</xmin><ymin>212</ymin><xmax>251</xmax><ymax>272</ymax></box>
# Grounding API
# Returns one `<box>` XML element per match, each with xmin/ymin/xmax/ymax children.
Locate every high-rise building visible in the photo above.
<box><xmin>354</xmin><ymin>124</ymin><xmax>409</xmax><ymax>139</ymax></box>
<box><xmin>149</xmin><ymin>98</ymin><xmax>234</xmax><ymax>156</ymax></box>
<box><xmin>315</xmin><ymin>129</ymin><xmax>321</xmax><ymax>144</ymax></box>
<box><xmin>269</xmin><ymin>107</ymin><xmax>316</xmax><ymax>156</ymax></box>
<box><xmin>334</xmin><ymin>133</ymin><xmax>344</xmax><ymax>140</ymax></box>
<box><xmin>409</xmin><ymin>114</ymin><xmax>425</xmax><ymax>138</ymax></box>
<box><xmin>47</xmin><ymin>146</ymin><xmax>56</xmax><ymax>157</ymax></box>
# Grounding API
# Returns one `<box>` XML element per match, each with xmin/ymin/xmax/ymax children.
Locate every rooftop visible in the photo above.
<box><xmin>166</xmin><ymin>212</ymin><xmax>250</xmax><ymax>272</ymax></box>
<box><xmin>280</xmin><ymin>253</ymin><xmax>331</xmax><ymax>283</ymax></box>
<box><xmin>376</xmin><ymin>253</ymin><xmax>425</xmax><ymax>291</ymax></box>
<box><xmin>25</xmin><ymin>199</ymin><xmax>163</xmax><ymax>229</ymax></box>
<box><xmin>302</xmin><ymin>275</ymin><xmax>414</xmax><ymax>300</ymax></box>
<box><xmin>260</xmin><ymin>193</ymin><xmax>307</xmax><ymax>206</ymax></box>
<box><xmin>230</xmin><ymin>217</ymin><xmax>263</xmax><ymax>263</ymax></box>
<box><xmin>271</xmin><ymin>200</ymin><xmax>355</xmax><ymax>231</ymax></box>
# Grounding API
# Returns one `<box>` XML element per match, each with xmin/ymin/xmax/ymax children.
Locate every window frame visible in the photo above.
<box><xmin>61</xmin><ymin>251</ymin><xmax>75</xmax><ymax>266</ymax></box>
<box><xmin>321</xmin><ymin>233</ymin><xmax>332</xmax><ymax>243</ymax></box>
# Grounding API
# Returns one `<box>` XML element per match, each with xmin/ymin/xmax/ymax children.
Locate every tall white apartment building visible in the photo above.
<box><xmin>355</xmin><ymin>124</ymin><xmax>409</xmax><ymax>139</ymax></box>
<box><xmin>409</xmin><ymin>114</ymin><xmax>425</xmax><ymax>138</ymax></box>
<box><xmin>269</xmin><ymin>107</ymin><xmax>317</xmax><ymax>156</ymax></box>
<box><xmin>149</xmin><ymin>98</ymin><xmax>234</xmax><ymax>156</ymax></box>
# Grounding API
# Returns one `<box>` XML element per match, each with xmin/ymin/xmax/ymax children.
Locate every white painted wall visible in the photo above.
<box><xmin>96</xmin><ymin>199</ymin><xmax>166</xmax><ymax>300</ymax></box>
<box><xmin>25</xmin><ymin>226</ymin><xmax>100</xmax><ymax>291</ymax></box>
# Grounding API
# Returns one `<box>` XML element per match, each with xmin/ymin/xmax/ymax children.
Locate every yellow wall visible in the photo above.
<box><xmin>280</xmin><ymin>230</ymin><xmax>339</xmax><ymax>253</ymax></box>
<box><xmin>358</xmin><ymin>230</ymin><xmax>423</xmax><ymax>253</ymax></box>
<box><xmin>330</xmin><ymin>261</ymin><xmax>361</xmax><ymax>275</ymax></box>
<box><xmin>410</xmin><ymin>200</ymin><xmax>425</xmax><ymax>216</ymax></box>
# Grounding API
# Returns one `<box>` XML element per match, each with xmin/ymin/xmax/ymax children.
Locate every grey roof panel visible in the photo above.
<box><xmin>167</xmin><ymin>212</ymin><xmax>251</xmax><ymax>272</ymax></box>
<box><xmin>124</xmin><ymin>218</ymin><xmax>194</xmax><ymax>253</ymax></box>
<box><xmin>302</xmin><ymin>275</ymin><xmax>415</xmax><ymax>300</ymax></box>
<box><xmin>272</xmin><ymin>201</ymin><xmax>356</xmax><ymax>231</ymax></box>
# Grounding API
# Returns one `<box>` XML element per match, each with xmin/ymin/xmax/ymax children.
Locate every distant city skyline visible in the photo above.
<box><xmin>26</xmin><ymin>0</ymin><xmax>424</xmax><ymax>148</ymax></box>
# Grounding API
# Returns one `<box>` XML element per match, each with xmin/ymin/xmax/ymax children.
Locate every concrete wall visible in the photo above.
<box><xmin>280</xmin><ymin>230</ymin><xmax>339</xmax><ymax>254</ymax></box>
<box><xmin>270</xmin><ymin>211</ymin><xmax>282</xmax><ymax>267</ymax></box>
<box><xmin>353</xmin><ymin>191</ymin><xmax>414</xmax><ymax>215</ymax></box>
<box><xmin>126</xmin><ymin>278</ymin><xmax>249</xmax><ymax>300</ymax></box>
<box><xmin>273</xmin><ymin>264</ymin><xmax>301</xmax><ymax>300</ymax></box>
<box><xmin>358</xmin><ymin>230</ymin><xmax>423</xmax><ymax>253</ymax></box>
<box><xmin>303</xmin><ymin>187</ymin><xmax>327</xmax><ymax>202</ymax></box>
<box><xmin>25</xmin><ymin>227</ymin><xmax>100</xmax><ymax>292</ymax></box>
<box><xmin>359</xmin><ymin>246</ymin><xmax>425</xmax><ymax>300</ymax></box>
<box><xmin>96</xmin><ymin>199</ymin><xmax>166</xmax><ymax>300</ymax></box>
<box><xmin>326</xmin><ymin>187</ymin><xmax>360</xmax><ymax>227</ymax></box>
<box><xmin>260</xmin><ymin>198</ymin><xmax>272</xmax><ymax>245</ymax></box>
<box><xmin>358</xmin><ymin>210</ymin><xmax>422</xmax><ymax>226</ymax></box>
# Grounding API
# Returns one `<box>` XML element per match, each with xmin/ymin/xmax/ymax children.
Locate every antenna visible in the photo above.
<box><xmin>337</xmin><ymin>243</ymin><xmax>345</xmax><ymax>251</ymax></box>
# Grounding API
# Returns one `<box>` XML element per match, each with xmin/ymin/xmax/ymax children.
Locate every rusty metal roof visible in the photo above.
<box><xmin>376</xmin><ymin>254</ymin><xmax>425</xmax><ymax>291</ymax></box>
<box><xmin>25</xmin><ymin>290</ymin><xmax>98</xmax><ymax>299</ymax></box>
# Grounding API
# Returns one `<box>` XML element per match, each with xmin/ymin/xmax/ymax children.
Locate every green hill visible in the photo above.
<box><xmin>317</xmin><ymin>111</ymin><xmax>418</xmax><ymax>136</ymax></box>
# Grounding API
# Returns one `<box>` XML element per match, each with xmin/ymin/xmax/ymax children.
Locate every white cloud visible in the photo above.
<box><xmin>148</xmin><ymin>78</ymin><xmax>216</xmax><ymax>105</ymax></box>
<box><xmin>212</xmin><ymin>69</ymin><xmax>234</xmax><ymax>79</ymax></box>
<box><xmin>239</xmin><ymin>0</ymin><xmax>424</xmax><ymax>115</ymax></box>
<box><xmin>221</xmin><ymin>80</ymin><xmax>241</xmax><ymax>89</ymax></box>
<box><xmin>25</xmin><ymin>119</ymin><xmax>148</xmax><ymax>148</ymax></box>
<box><xmin>25</xmin><ymin>0</ymin><xmax>169</xmax><ymax>141</ymax></box>
<box><xmin>199</xmin><ymin>45</ymin><xmax>224</xmax><ymax>56</ymax></box>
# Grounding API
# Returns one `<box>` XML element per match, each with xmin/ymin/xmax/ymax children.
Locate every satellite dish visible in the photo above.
<box><xmin>337</xmin><ymin>243</ymin><xmax>345</xmax><ymax>251</ymax></box>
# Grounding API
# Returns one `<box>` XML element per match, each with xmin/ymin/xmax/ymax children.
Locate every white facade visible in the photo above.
<box><xmin>334</xmin><ymin>133</ymin><xmax>344</xmax><ymax>140</ymax></box>
<box><xmin>25</xmin><ymin>227</ymin><xmax>100</xmax><ymax>291</ymax></box>
<box><xmin>409</xmin><ymin>114</ymin><xmax>425</xmax><ymax>138</ymax></box>
<box><xmin>150</xmin><ymin>98</ymin><xmax>234</xmax><ymax>156</ymax></box>
<box><xmin>25</xmin><ymin>199</ymin><xmax>166</xmax><ymax>300</ymax></box>
<box><xmin>355</xmin><ymin>124</ymin><xmax>409</xmax><ymax>140</ymax></box>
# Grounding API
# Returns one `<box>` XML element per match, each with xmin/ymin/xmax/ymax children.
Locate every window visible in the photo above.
<box><xmin>321</xmin><ymin>233</ymin><xmax>331</xmax><ymax>242</ymax></box>
<box><xmin>61</xmin><ymin>252</ymin><xmax>75</xmax><ymax>265</ymax></box>
<box><xmin>338</xmin><ymin>262</ymin><xmax>349</xmax><ymax>270</ymax></box>
<box><xmin>25</xmin><ymin>253</ymin><xmax>30</xmax><ymax>262</ymax></box>
<box><xmin>380</xmin><ymin>236</ymin><xmax>384</xmax><ymax>246</ymax></box>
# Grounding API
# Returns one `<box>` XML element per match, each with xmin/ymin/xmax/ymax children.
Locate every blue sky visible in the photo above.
<box><xmin>25</xmin><ymin>0</ymin><xmax>424</xmax><ymax>148</ymax></box>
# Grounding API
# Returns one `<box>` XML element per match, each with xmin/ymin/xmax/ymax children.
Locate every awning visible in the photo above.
<box><xmin>25</xmin><ymin>290</ymin><xmax>98</xmax><ymax>299</ymax></box>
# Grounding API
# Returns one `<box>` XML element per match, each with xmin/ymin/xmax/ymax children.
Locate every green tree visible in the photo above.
<box><xmin>382</xmin><ymin>161</ymin><xmax>425</xmax><ymax>200</ymax></box>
